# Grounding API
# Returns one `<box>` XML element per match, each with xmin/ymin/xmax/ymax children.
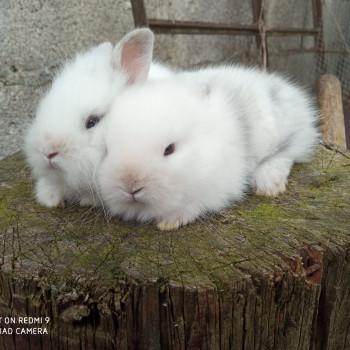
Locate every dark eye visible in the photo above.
<box><xmin>85</xmin><ymin>116</ymin><xmax>101</xmax><ymax>129</ymax></box>
<box><xmin>164</xmin><ymin>143</ymin><xmax>175</xmax><ymax>156</ymax></box>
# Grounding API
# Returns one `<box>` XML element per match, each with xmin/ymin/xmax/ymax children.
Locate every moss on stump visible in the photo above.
<box><xmin>0</xmin><ymin>142</ymin><xmax>349</xmax><ymax>350</ymax></box>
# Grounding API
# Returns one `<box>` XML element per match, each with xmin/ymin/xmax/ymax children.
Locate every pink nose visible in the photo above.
<box><xmin>130</xmin><ymin>187</ymin><xmax>143</xmax><ymax>196</ymax></box>
<box><xmin>48</xmin><ymin>152</ymin><xmax>58</xmax><ymax>159</ymax></box>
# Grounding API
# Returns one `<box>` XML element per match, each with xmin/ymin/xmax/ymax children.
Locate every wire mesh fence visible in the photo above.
<box><xmin>318</xmin><ymin>1</ymin><xmax>350</xmax><ymax>98</ymax></box>
<box><xmin>317</xmin><ymin>0</ymin><xmax>350</xmax><ymax>147</ymax></box>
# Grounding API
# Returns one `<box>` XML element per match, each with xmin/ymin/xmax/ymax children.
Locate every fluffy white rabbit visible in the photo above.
<box><xmin>25</xmin><ymin>28</ymin><xmax>171</xmax><ymax>207</ymax></box>
<box><xmin>98</xmin><ymin>66</ymin><xmax>319</xmax><ymax>230</ymax></box>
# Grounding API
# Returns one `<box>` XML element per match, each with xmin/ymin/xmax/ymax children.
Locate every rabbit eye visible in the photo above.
<box><xmin>85</xmin><ymin>116</ymin><xmax>101</xmax><ymax>129</ymax></box>
<box><xmin>164</xmin><ymin>143</ymin><xmax>175</xmax><ymax>156</ymax></box>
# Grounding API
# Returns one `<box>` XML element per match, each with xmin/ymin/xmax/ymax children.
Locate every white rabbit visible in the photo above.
<box><xmin>98</xmin><ymin>66</ymin><xmax>319</xmax><ymax>230</ymax></box>
<box><xmin>177</xmin><ymin>66</ymin><xmax>320</xmax><ymax>195</ymax></box>
<box><xmin>25</xmin><ymin>28</ymin><xmax>171</xmax><ymax>208</ymax></box>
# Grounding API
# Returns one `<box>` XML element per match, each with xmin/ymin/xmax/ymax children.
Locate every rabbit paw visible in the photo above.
<box><xmin>255</xmin><ymin>182</ymin><xmax>286</xmax><ymax>196</ymax></box>
<box><xmin>35</xmin><ymin>179</ymin><xmax>65</xmax><ymax>207</ymax></box>
<box><xmin>253</xmin><ymin>158</ymin><xmax>292</xmax><ymax>196</ymax></box>
<box><xmin>79</xmin><ymin>193</ymin><xmax>97</xmax><ymax>207</ymax></box>
<box><xmin>157</xmin><ymin>218</ymin><xmax>182</xmax><ymax>231</ymax></box>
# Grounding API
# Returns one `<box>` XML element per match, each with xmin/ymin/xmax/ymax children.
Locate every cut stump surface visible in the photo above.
<box><xmin>0</xmin><ymin>142</ymin><xmax>349</xmax><ymax>350</ymax></box>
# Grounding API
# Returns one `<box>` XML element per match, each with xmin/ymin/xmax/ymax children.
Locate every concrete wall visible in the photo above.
<box><xmin>149</xmin><ymin>0</ymin><xmax>315</xmax><ymax>78</ymax></box>
<box><xmin>0</xmin><ymin>0</ymin><xmax>135</xmax><ymax>160</ymax></box>
<box><xmin>0</xmin><ymin>0</ymin><xmax>318</xmax><ymax>160</ymax></box>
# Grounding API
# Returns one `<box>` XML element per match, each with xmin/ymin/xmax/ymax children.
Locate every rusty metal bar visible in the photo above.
<box><xmin>130</xmin><ymin>0</ymin><xmax>324</xmax><ymax>74</ymax></box>
<box><xmin>130</xmin><ymin>0</ymin><xmax>149</xmax><ymax>27</ymax></box>
<box><xmin>251</xmin><ymin>0</ymin><xmax>269</xmax><ymax>69</ymax></box>
<box><xmin>288</xmin><ymin>48</ymin><xmax>350</xmax><ymax>54</ymax></box>
<box><xmin>312</xmin><ymin>0</ymin><xmax>326</xmax><ymax>74</ymax></box>
<box><xmin>147</xmin><ymin>19</ymin><xmax>319</xmax><ymax>36</ymax></box>
<box><xmin>312</xmin><ymin>0</ymin><xmax>322</xmax><ymax>29</ymax></box>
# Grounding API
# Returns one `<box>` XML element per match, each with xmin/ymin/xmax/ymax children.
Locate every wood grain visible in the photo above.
<box><xmin>318</xmin><ymin>74</ymin><xmax>347</xmax><ymax>148</ymax></box>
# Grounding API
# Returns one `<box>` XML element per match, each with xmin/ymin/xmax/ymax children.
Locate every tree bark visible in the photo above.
<box><xmin>0</xmin><ymin>143</ymin><xmax>349</xmax><ymax>350</ymax></box>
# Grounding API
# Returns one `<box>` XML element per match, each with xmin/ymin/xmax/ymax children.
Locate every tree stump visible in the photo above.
<box><xmin>0</xmin><ymin>143</ymin><xmax>349</xmax><ymax>350</ymax></box>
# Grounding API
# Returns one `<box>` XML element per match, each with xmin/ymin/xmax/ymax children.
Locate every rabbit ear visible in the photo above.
<box><xmin>95</xmin><ymin>42</ymin><xmax>113</xmax><ymax>53</ymax></box>
<box><xmin>112</xmin><ymin>28</ymin><xmax>154</xmax><ymax>84</ymax></box>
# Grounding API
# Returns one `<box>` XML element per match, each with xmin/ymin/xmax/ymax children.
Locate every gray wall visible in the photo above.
<box><xmin>0</xmin><ymin>0</ymin><xmax>134</xmax><ymax>160</ymax></box>
<box><xmin>0</xmin><ymin>0</ymin><xmax>319</xmax><ymax>160</ymax></box>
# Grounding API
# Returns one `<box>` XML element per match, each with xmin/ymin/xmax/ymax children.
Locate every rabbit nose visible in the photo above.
<box><xmin>47</xmin><ymin>152</ymin><xmax>58</xmax><ymax>159</ymax></box>
<box><xmin>130</xmin><ymin>187</ymin><xmax>143</xmax><ymax>196</ymax></box>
